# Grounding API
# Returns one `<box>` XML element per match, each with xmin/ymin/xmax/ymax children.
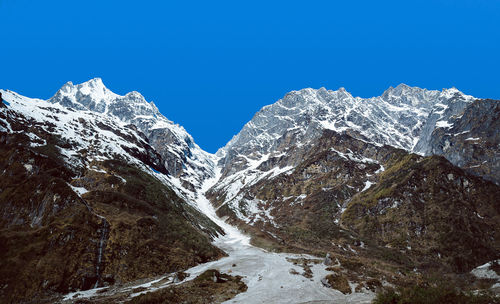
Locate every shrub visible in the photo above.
<box><xmin>372</xmin><ymin>284</ymin><xmax>500</xmax><ymax>304</ymax></box>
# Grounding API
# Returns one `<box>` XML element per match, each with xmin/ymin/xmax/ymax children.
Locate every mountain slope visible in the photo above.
<box><xmin>211</xmin><ymin>85</ymin><xmax>485</xmax><ymax>214</ymax></box>
<box><xmin>207</xmin><ymin>85</ymin><xmax>500</xmax><ymax>286</ymax></box>
<box><xmin>0</xmin><ymin>84</ymin><xmax>225</xmax><ymax>303</ymax></box>
<box><xmin>209</xmin><ymin>85</ymin><xmax>491</xmax><ymax>224</ymax></box>
<box><xmin>426</xmin><ymin>99</ymin><xmax>500</xmax><ymax>184</ymax></box>
<box><xmin>342</xmin><ymin>151</ymin><xmax>500</xmax><ymax>272</ymax></box>
<box><xmin>209</xmin><ymin>129</ymin><xmax>500</xmax><ymax>271</ymax></box>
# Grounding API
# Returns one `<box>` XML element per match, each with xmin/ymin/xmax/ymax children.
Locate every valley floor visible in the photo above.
<box><xmin>60</xmin><ymin>174</ymin><xmax>374</xmax><ymax>304</ymax></box>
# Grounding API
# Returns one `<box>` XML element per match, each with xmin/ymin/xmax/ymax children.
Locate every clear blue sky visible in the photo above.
<box><xmin>1</xmin><ymin>1</ymin><xmax>499</xmax><ymax>153</ymax></box>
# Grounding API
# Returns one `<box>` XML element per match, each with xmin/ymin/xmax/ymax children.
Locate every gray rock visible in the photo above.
<box><xmin>324</xmin><ymin>253</ymin><xmax>333</xmax><ymax>266</ymax></box>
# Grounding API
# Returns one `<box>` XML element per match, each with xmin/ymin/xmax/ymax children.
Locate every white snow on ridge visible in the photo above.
<box><xmin>217</xmin><ymin>84</ymin><xmax>476</xmax><ymax>176</ymax></box>
<box><xmin>361</xmin><ymin>181</ymin><xmax>374</xmax><ymax>192</ymax></box>
<box><xmin>2</xmin><ymin>79</ymin><xmax>216</xmax><ymax>195</ymax></box>
<box><xmin>0</xmin><ymin>87</ymin><xmax>195</xmax><ymax>200</ymax></box>
<box><xmin>435</xmin><ymin>120</ymin><xmax>453</xmax><ymax>128</ymax></box>
<box><xmin>0</xmin><ymin>89</ymin><xmax>147</xmax><ymax>169</ymax></box>
<box><xmin>69</xmin><ymin>184</ymin><xmax>89</xmax><ymax>196</ymax></box>
<box><xmin>47</xmin><ymin>78</ymin><xmax>216</xmax><ymax>191</ymax></box>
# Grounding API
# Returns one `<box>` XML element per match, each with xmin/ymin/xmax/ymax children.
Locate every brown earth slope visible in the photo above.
<box><xmin>0</xmin><ymin>129</ymin><xmax>224</xmax><ymax>303</ymax></box>
<box><xmin>208</xmin><ymin>130</ymin><xmax>500</xmax><ymax>287</ymax></box>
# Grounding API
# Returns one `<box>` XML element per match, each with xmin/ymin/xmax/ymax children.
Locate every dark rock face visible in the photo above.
<box><xmin>209</xmin><ymin>130</ymin><xmax>500</xmax><ymax>275</ymax></box>
<box><xmin>342</xmin><ymin>153</ymin><xmax>500</xmax><ymax>273</ymax></box>
<box><xmin>0</xmin><ymin>92</ymin><xmax>6</xmax><ymax>109</ymax></box>
<box><xmin>428</xmin><ymin>99</ymin><xmax>500</xmax><ymax>185</ymax></box>
<box><xmin>0</xmin><ymin>103</ymin><xmax>224</xmax><ymax>303</ymax></box>
<box><xmin>207</xmin><ymin>87</ymin><xmax>499</xmax><ymax>284</ymax></box>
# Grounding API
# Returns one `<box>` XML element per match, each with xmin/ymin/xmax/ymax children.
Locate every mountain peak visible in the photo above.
<box><xmin>441</xmin><ymin>87</ymin><xmax>475</xmax><ymax>101</ymax></box>
<box><xmin>218</xmin><ymin>83</ymin><xmax>479</xmax><ymax>172</ymax></box>
<box><xmin>391</xmin><ymin>83</ymin><xmax>416</xmax><ymax>95</ymax></box>
<box><xmin>49</xmin><ymin>78</ymin><xmax>119</xmax><ymax>113</ymax></box>
<box><xmin>54</xmin><ymin>78</ymin><xmax>117</xmax><ymax>99</ymax></box>
<box><xmin>337</xmin><ymin>87</ymin><xmax>348</xmax><ymax>93</ymax></box>
<box><xmin>86</xmin><ymin>77</ymin><xmax>104</xmax><ymax>86</ymax></box>
<box><xmin>78</xmin><ymin>77</ymin><xmax>116</xmax><ymax>97</ymax></box>
<box><xmin>395</xmin><ymin>83</ymin><xmax>410</xmax><ymax>89</ymax></box>
<box><xmin>68</xmin><ymin>77</ymin><xmax>105</xmax><ymax>89</ymax></box>
<box><xmin>442</xmin><ymin>86</ymin><xmax>461</xmax><ymax>96</ymax></box>
<box><xmin>125</xmin><ymin>90</ymin><xmax>146</xmax><ymax>100</ymax></box>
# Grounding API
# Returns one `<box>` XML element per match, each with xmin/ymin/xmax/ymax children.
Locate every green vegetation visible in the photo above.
<box><xmin>127</xmin><ymin>270</ymin><xmax>247</xmax><ymax>304</ymax></box>
<box><xmin>373</xmin><ymin>284</ymin><xmax>500</xmax><ymax>304</ymax></box>
<box><xmin>0</xmin><ymin>131</ymin><xmax>225</xmax><ymax>302</ymax></box>
<box><xmin>80</xmin><ymin>159</ymin><xmax>226</xmax><ymax>283</ymax></box>
<box><xmin>324</xmin><ymin>273</ymin><xmax>351</xmax><ymax>294</ymax></box>
<box><xmin>342</xmin><ymin>153</ymin><xmax>500</xmax><ymax>273</ymax></box>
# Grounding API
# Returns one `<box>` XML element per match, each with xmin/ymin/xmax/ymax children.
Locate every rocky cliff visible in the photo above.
<box><xmin>0</xmin><ymin>83</ymin><xmax>224</xmax><ymax>303</ymax></box>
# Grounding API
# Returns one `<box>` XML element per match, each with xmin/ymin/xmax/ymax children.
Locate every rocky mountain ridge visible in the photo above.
<box><xmin>0</xmin><ymin>80</ymin><xmax>499</xmax><ymax>303</ymax></box>
<box><xmin>209</xmin><ymin>84</ymin><xmax>498</xmax><ymax>230</ymax></box>
<box><xmin>48</xmin><ymin>78</ymin><xmax>216</xmax><ymax>194</ymax></box>
<box><xmin>205</xmin><ymin>83</ymin><xmax>499</xmax><ymax>299</ymax></box>
<box><xmin>217</xmin><ymin>84</ymin><xmax>475</xmax><ymax>171</ymax></box>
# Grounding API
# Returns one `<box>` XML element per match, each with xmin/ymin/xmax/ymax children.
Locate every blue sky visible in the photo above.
<box><xmin>1</xmin><ymin>0</ymin><xmax>499</xmax><ymax>153</ymax></box>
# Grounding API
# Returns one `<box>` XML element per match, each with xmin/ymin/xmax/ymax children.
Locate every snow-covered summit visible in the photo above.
<box><xmin>5</xmin><ymin>79</ymin><xmax>217</xmax><ymax>198</ymax></box>
<box><xmin>51</xmin><ymin>78</ymin><xmax>119</xmax><ymax>113</ymax></box>
<box><xmin>208</xmin><ymin>84</ymin><xmax>480</xmax><ymax>230</ymax></box>
<box><xmin>50</xmin><ymin>78</ymin><xmax>165</xmax><ymax>123</ymax></box>
<box><xmin>217</xmin><ymin>84</ymin><xmax>476</xmax><ymax>174</ymax></box>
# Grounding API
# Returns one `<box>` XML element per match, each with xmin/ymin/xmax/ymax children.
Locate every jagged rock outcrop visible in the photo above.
<box><xmin>48</xmin><ymin>78</ymin><xmax>216</xmax><ymax>192</ymax></box>
<box><xmin>210</xmin><ymin>86</ymin><xmax>499</xmax><ymax>229</ymax></box>
<box><xmin>426</xmin><ymin>99</ymin><xmax>500</xmax><ymax>184</ymax></box>
<box><xmin>216</xmin><ymin>85</ymin><xmax>475</xmax><ymax>178</ymax></box>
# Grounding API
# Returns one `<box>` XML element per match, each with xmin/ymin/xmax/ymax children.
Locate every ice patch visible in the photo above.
<box><xmin>435</xmin><ymin>120</ymin><xmax>453</xmax><ymax>128</ymax></box>
<box><xmin>69</xmin><ymin>184</ymin><xmax>89</xmax><ymax>196</ymax></box>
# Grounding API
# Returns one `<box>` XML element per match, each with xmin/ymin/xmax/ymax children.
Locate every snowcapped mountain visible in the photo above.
<box><xmin>0</xmin><ymin>87</ymin><xmax>164</xmax><ymax>174</ymax></box>
<box><xmin>0</xmin><ymin>80</ymin><xmax>229</xmax><ymax>301</ymax></box>
<box><xmin>210</xmin><ymin>84</ymin><xmax>478</xmax><ymax>214</ymax></box>
<box><xmin>0</xmin><ymin>80</ymin><xmax>226</xmax><ymax>230</ymax></box>
<box><xmin>1</xmin><ymin>79</ymin><xmax>499</xmax><ymax>303</ymax></box>
<box><xmin>217</xmin><ymin>84</ymin><xmax>475</xmax><ymax>172</ymax></box>
<box><xmin>0</xmin><ymin>78</ymin><xmax>222</xmax><ymax>208</ymax></box>
<box><xmin>0</xmin><ymin>79</ymin><xmax>490</xmax><ymax>233</ymax></box>
<box><xmin>205</xmin><ymin>85</ymin><xmax>500</xmax><ymax>285</ymax></box>
<box><xmin>47</xmin><ymin>78</ymin><xmax>216</xmax><ymax>194</ymax></box>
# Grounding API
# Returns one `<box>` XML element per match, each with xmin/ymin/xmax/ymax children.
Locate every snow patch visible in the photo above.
<box><xmin>435</xmin><ymin>120</ymin><xmax>453</xmax><ymax>128</ymax></box>
<box><xmin>361</xmin><ymin>181</ymin><xmax>374</xmax><ymax>192</ymax></box>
